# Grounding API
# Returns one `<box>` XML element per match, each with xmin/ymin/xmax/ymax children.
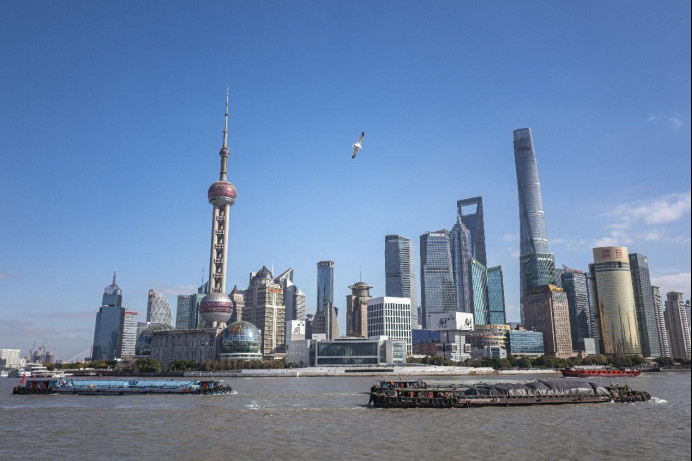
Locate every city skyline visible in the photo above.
<box><xmin>1</xmin><ymin>2</ymin><xmax>690</xmax><ymax>360</ymax></box>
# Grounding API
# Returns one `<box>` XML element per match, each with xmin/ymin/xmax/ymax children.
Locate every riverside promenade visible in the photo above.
<box><xmin>184</xmin><ymin>366</ymin><xmax>560</xmax><ymax>378</ymax></box>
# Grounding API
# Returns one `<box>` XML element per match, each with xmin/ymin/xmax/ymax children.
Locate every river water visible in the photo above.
<box><xmin>0</xmin><ymin>372</ymin><xmax>689</xmax><ymax>460</ymax></box>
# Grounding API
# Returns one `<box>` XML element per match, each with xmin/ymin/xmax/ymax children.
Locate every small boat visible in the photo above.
<box><xmin>368</xmin><ymin>379</ymin><xmax>651</xmax><ymax>408</ymax></box>
<box><xmin>561</xmin><ymin>366</ymin><xmax>641</xmax><ymax>377</ymax></box>
<box><xmin>12</xmin><ymin>377</ymin><xmax>234</xmax><ymax>396</ymax></box>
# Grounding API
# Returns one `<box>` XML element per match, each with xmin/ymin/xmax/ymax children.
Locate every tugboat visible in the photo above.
<box><xmin>368</xmin><ymin>379</ymin><xmax>651</xmax><ymax>408</ymax></box>
<box><xmin>561</xmin><ymin>366</ymin><xmax>641</xmax><ymax>377</ymax></box>
<box><xmin>13</xmin><ymin>377</ymin><xmax>235</xmax><ymax>395</ymax></box>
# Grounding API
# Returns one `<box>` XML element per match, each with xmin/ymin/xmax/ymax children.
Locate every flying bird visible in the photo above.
<box><xmin>352</xmin><ymin>131</ymin><xmax>365</xmax><ymax>159</ymax></box>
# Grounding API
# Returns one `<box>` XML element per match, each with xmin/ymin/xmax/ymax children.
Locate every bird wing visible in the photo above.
<box><xmin>352</xmin><ymin>146</ymin><xmax>359</xmax><ymax>158</ymax></box>
<box><xmin>357</xmin><ymin>131</ymin><xmax>365</xmax><ymax>144</ymax></box>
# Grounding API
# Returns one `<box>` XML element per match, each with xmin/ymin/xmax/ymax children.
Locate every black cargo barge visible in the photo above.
<box><xmin>368</xmin><ymin>379</ymin><xmax>651</xmax><ymax>408</ymax></box>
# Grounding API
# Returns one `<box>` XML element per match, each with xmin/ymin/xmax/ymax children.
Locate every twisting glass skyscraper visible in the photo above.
<box><xmin>385</xmin><ymin>235</ymin><xmax>418</xmax><ymax>328</ymax></box>
<box><xmin>513</xmin><ymin>128</ymin><xmax>556</xmax><ymax>323</ymax></box>
<box><xmin>420</xmin><ymin>230</ymin><xmax>457</xmax><ymax>329</ymax></box>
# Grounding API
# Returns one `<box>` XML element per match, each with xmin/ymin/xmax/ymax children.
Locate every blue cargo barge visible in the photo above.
<box><xmin>13</xmin><ymin>378</ymin><xmax>234</xmax><ymax>395</ymax></box>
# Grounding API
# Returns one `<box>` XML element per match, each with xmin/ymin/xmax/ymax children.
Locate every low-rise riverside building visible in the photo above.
<box><xmin>286</xmin><ymin>337</ymin><xmax>403</xmax><ymax>367</ymax></box>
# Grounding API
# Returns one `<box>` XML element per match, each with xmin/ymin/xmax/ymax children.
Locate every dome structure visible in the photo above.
<box><xmin>208</xmin><ymin>180</ymin><xmax>237</xmax><ymax>207</ymax></box>
<box><xmin>199</xmin><ymin>291</ymin><xmax>233</xmax><ymax>327</ymax></box>
<box><xmin>135</xmin><ymin>323</ymin><xmax>174</xmax><ymax>356</ymax></box>
<box><xmin>220</xmin><ymin>321</ymin><xmax>262</xmax><ymax>359</ymax></box>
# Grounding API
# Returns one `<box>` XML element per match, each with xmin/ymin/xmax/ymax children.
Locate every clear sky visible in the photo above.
<box><xmin>1</xmin><ymin>1</ymin><xmax>690</xmax><ymax>361</ymax></box>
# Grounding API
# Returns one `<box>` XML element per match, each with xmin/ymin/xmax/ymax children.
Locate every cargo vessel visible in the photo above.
<box><xmin>561</xmin><ymin>367</ymin><xmax>641</xmax><ymax>377</ymax></box>
<box><xmin>368</xmin><ymin>379</ymin><xmax>650</xmax><ymax>408</ymax></box>
<box><xmin>12</xmin><ymin>378</ymin><xmax>234</xmax><ymax>395</ymax></box>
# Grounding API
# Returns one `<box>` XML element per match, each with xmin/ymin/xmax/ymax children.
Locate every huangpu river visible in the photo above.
<box><xmin>1</xmin><ymin>372</ymin><xmax>689</xmax><ymax>460</ymax></box>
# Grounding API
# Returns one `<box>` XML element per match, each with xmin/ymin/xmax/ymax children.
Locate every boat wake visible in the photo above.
<box><xmin>649</xmin><ymin>397</ymin><xmax>667</xmax><ymax>404</ymax></box>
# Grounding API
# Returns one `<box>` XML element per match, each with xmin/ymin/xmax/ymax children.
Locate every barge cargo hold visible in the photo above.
<box><xmin>368</xmin><ymin>379</ymin><xmax>650</xmax><ymax>408</ymax></box>
<box><xmin>12</xmin><ymin>378</ymin><xmax>234</xmax><ymax>396</ymax></box>
<box><xmin>561</xmin><ymin>367</ymin><xmax>641</xmax><ymax>377</ymax></box>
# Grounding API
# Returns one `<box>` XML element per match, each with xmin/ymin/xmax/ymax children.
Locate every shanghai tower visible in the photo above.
<box><xmin>513</xmin><ymin>128</ymin><xmax>556</xmax><ymax>323</ymax></box>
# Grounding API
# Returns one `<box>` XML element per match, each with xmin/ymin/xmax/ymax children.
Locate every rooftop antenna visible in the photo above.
<box><xmin>202</xmin><ymin>268</ymin><xmax>205</xmax><ymax>288</ymax></box>
<box><xmin>359</xmin><ymin>266</ymin><xmax>362</xmax><ymax>282</ymax></box>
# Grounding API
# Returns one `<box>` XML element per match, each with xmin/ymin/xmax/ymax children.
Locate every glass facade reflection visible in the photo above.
<box><xmin>629</xmin><ymin>254</ymin><xmax>661</xmax><ymax>357</ymax></box>
<box><xmin>508</xmin><ymin>330</ymin><xmax>544</xmax><ymax>356</ymax></box>
<box><xmin>420</xmin><ymin>230</ymin><xmax>456</xmax><ymax>329</ymax></box>
<box><xmin>471</xmin><ymin>259</ymin><xmax>489</xmax><ymax>325</ymax></box>
<box><xmin>560</xmin><ymin>266</ymin><xmax>595</xmax><ymax>351</ymax></box>
<box><xmin>487</xmin><ymin>266</ymin><xmax>506</xmax><ymax>324</ymax></box>
<box><xmin>221</xmin><ymin>321</ymin><xmax>262</xmax><ymax>359</ymax></box>
<box><xmin>385</xmin><ymin>235</ymin><xmax>418</xmax><ymax>328</ymax></box>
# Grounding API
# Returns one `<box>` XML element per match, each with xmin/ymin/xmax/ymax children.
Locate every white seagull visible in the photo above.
<box><xmin>352</xmin><ymin>131</ymin><xmax>365</xmax><ymax>159</ymax></box>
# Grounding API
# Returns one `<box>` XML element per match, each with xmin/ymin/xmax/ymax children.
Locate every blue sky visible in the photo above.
<box><xmin>1</xmin><ymin>2</ymin><xmax>690</xmax><ymax>360</ymax></box>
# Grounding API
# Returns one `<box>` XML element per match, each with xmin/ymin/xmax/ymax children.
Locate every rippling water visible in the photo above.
<box><xmin>1</xmin><ymin>373</ymin><xmax>689</xmax><ymax>460</ymax></box>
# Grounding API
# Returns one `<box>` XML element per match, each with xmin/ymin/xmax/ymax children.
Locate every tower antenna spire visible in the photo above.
<box><xmin>223</xmin><ymin>87</ymin><xmax>229</xmax><ymax>149</ymax></box>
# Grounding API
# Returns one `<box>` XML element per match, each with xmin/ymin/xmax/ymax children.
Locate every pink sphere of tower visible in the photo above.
<box><xmin>208</xmin><ymin>180</ymin><xmax>237</xmax><ymax>207</ymax></box>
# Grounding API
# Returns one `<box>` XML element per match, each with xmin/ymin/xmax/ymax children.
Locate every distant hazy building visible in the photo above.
<box><xmin>0</xmin><ymin>349</ymin><xmax>22</xmax><ymax>369</ymax></box>
<box><xmin>589</xmin><ymin>247</ymin><xmax>641</xmax><ymax>355</ymax></box>
<box><xmin>385</xmin><ymin>235</ymin><xmax>419</xmax><ymax>328</ymax></box>
<box><xmin>229</xmin><ymin>285</ymin><xmax>245</xmax><ymax>323</ymax></box>
<box><xmin>651</xmin><ymin>286</ymin><xmax>671</xmax><ymax>357</ymax></box>
<box><xmin>312</xmin><ymin>303</ymin><xmax>339</xmax><ymax>341</ymax></box>
<box><xmin>470</xmin><ymin>259</ymin><xmax>489</xmax><ymax>325</ymax></box>
<box><xmin>560</xmin><ymin>266</ymin><xmax>595</xmax><ymax>351</ymax></box>
<box><xmin>457</xmin><ymin>196</ymin><xmax>487</xmax><ymax>266</ymax></box>
<box><xmin>523</xmin><ymin>284</ymin><xmax>573</xmax><ymax>358</ymax></box>
<box><xmin>664</xmin><ymin>292</ymin><xmax>691</xmax><ymax>360</ymax></box>
<box><xmin>420</xmin><ymin>230</ymin><xmax>457</xmax><ymax>328</ymax></box>
<box><xmin>367</xmin><ymin>297</ymin><xmax>412</xmax><ymax>356</ymax></box>
<box><xmin>513</xmin><ymin>128</ymin><xmax>557</xmax><ymax>324</ymax></box>
<box><xmin>346</xmin><ymin>282</ymin><xmax>372</xmax><ymax>338</ymax></box>
<box><xmin>176</xmin><ymin>295</ymin><xmax>192</xmax><ymax>329</ymax></box>
<box><xmin>450</xmin><ymin>214</ymin><xmax>473</xmax><ymax>314</ymax></box>
<box><xmin>487</xmin><ymin>266</ymin><xmax>506</xmax><ymax>325</ymax></box>
<box><xmin>147</xmin><ymin>289</ymin><xmax>172</xmax><ymax>326</ymax></box>
<box><xmin>629</xmin><ymin>254</ymin><xmax>661</xmax><ymax>357</ymax></box>
<box><xmin>243</xmin><ymin>266</ymin><xmax>285</xmax><ymax>358</ymax></box>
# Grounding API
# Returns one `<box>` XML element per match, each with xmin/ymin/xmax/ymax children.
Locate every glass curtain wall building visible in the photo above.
<box><xmin>487</xmin><ymin>266</ymin><xmax>506</xmax><ymax>325</ymax></box>
<box><xmin>651</xmin><ymin>286</ymin><xmax>671</xmax><ymax>357</ymax></box>
<box><xmin>384</xmin><ymin>235</ymin><xmax>419</xmax><ymax>328</ymax></box>
<box><xmin>664</xmin><ymin>292</ymin><xmax>691</xmax><ymax>360</ymax></box>
<box><xmin>560</xmin><ymin>266</ymin><xmax>595</xmax><ymax>351</ymax></box>
<box><xmin>146</xmin><ymin>289</ymin><xmax>172</xmax><ymax>326</ymax></box>
<box><xmin>457</xmin><ymin>196</ymin><xmax>486</xmax><ymax>266</ymax></box>
<box><xmin>317</xmin><ymin>260</ymin><xmax>334</xmax><ymax>312</ymax></box>
<box><xmin>471</xmin><ymin>259</ymin><xmax>489</xmax><ymax>325</ymax></box>
<box><xmin>420</xmin><ymin>230</ymin><xmax>457</xmax><ymax>329</ymax></box>
<box><xmin>629</xmin><ymin>254</ymin><xmax>661</xmax><ymax>357</ymax></box>
<box><xmin>450</xmin><ymin>214</ymin><xmax>473</xmax><ymax>314</ymax></box>
<box><xmin>513</xmin><ymin>128</ymin><xmax>556</xmax><ymax>323</ymax></box>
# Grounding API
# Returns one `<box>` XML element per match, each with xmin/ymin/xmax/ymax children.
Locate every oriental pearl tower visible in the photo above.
<box><xmin>199</xmin><ymin>90</ymin><xmax>237</xmax><ymax>328</ymax></box>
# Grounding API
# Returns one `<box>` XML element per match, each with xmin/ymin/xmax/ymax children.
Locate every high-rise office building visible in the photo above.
<box><xmin>275</xmin><ymin>268</ymin><xmax>306</xmax><ymax>345</ymax></box>
<box><xmin>229</xmin><ymin>285</ymin><xmax>245</xmax><ymax>323</ymax></box>
<box><xmin>346</xmin><ymin>282</ymin><xmax>372</xmax><ymax>337</ymax></box>
<box><xmin>584</xmin><ymin>270</ymin><xmax>600</xmax><ymax>352</ymax></box>
<box><xmin>243</xmin><ymin>266</ymin><xmax>285</xmax><ymax>358</ymax></box>
<box><xmin>651</xmin><ymin>286</ymin><xmax>671</xmax><ymax>357</ymax></box>
<box><xmin>146</xmin><ymin>289</ymin><xmax>172</xmax><ymax>326</ymax></box>
<box><xmin>513</xmin><ymin>128</ymin><xmax>556</xmax><ymax>323</ymax></box>
<box><xmin>685</xmin><ymin>300</ymin><xmax>692</xmax><ymax>332</ymax></box>
<box><xmin>522</xmin><ymin>284</ymin><xmax>573</xmax><ymax>358</ymax></box>
<box><xmin>420</xmin><ymin>230</ymin><xmax>457</xmax><ymax>329</ymax></box>
<box><xmin>560</xmin><ymin>266</ymin><xmax>595</xmax><ymax>351</ymax></box>
<box><xmin>457</xmin><ymin>196</ymin><xmax>486</xmax><ymax>266</ymax></box>
<box><xmin>367</xmin><ymin>297</ymin><xmax>412</xmax><ymax>355</ymax></box>
<box><xmin>629</xmin><ymin>254</ymin><xmax>661</xmax><ymax>357</ymax></box>
<box><xmin>450</xmin><ymin>215</ymin><xmax>473</xmax><ymax>314</ymax></box>
<box><xmin>664</xmin><ymin>292</ymin><xmax>691</xmax><ymax>360</ymax></box>
<box><xmin>317</xmin><ymin>260</ymin><xmax>334</xmax><ymax>311</ymax></box>
<box><xmin>487</xmin><ymin>266</ymin><xmax>506</xmax><ymax>325</ymax></box>
<box><xmin>198</xmin><ymin>91</ymin><xmax>236</xmax><ymax>328</ymax></box>
<box><xmin>92</xmin><ymin>274</ymin><xmax>123</xmax><ymax>360</ymax></box>
<box><xmin>120</xmin><ymin>310</ymin><xmax>139</xmax><ymax>358</ymax></box>
<box><xmin>175</xmin><ymin>295</ymin><xmax>192</xmax><ymax>329</ymax></box>
<box><xmin>470</xmin><ymin>259</ymin><xmax>489</xmax><ymax>325</ymax></box>
<box><xmin>589</xmin><ymin>247</ymin><xmax>641</xmax><ymax>355</ymax></box>
<box><xmin>385</xmin><ymin>235</ymin><xmax>419</xmax><ymax>328</ymax></box>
